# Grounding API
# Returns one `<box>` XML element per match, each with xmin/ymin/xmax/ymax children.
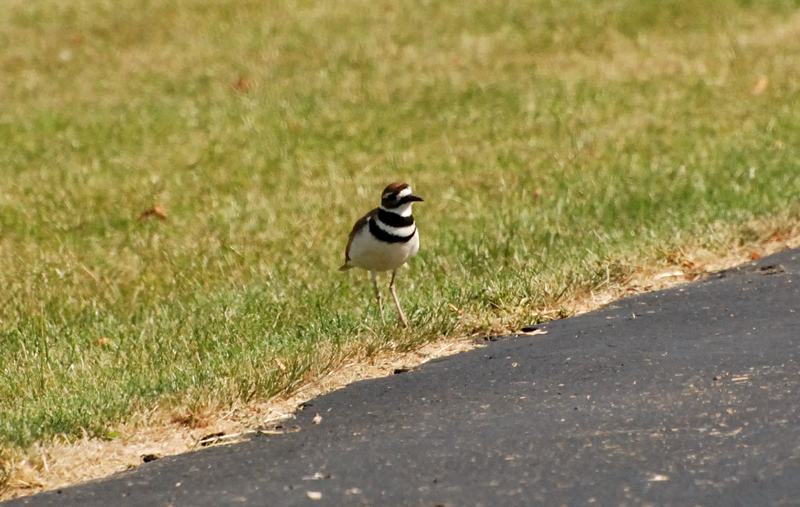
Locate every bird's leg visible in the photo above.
<box><xmin>370</xmin><ymin>270</ymin><xmax>384</xmax><ymax>322</ymax></box>
<box><xmin>389</xmin><ymin>269</ymin><xmax>409</xmax><ymax>328</ymax></box>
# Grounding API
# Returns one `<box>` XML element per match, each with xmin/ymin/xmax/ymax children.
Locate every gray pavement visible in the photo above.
<box><xmin>5</xmin><ymin>248</ymin><xmax>800</xmax><ymax>506</ymax></box>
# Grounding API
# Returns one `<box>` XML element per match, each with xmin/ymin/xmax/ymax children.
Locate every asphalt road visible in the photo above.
<box><xmin>6</xmin><ymin>248</ymin><xmax>800</xmax><ymax>506</ymax></box>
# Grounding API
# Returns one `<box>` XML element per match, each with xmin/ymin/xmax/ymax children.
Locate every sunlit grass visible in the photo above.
<box><xmin>1</xmin><ymin>0</ymin><xmax>800</xmax><ymax>449</ymax></box>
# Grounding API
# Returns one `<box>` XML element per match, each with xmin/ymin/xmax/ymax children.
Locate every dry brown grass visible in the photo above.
<box><xmin>536</xmin><ymin>10</ymin><xmax>800</xmax><ymax>83</ymax></box>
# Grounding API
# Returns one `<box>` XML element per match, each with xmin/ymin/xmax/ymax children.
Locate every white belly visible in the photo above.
<box><xmin>347</xmin><ymin>227</ymin><xmax>420</xmax><ymax>272</ymax></box>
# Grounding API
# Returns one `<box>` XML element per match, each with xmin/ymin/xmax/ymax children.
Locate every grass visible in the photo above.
<box><xmin>1</xmin><ymin>0</ymin><xmax>800</xmax><ymax>451</ymax></box>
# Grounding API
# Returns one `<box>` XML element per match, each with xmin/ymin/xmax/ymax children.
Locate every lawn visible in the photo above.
<box><xmin>1</xmin><ymin>0</ymin><xmax>800</xmax><ymax>451</ymax></box>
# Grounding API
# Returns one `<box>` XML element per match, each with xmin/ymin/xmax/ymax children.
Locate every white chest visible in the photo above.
<box><xmin>347</xmin><ymin>224</ymin><xmax>420</xmax><ymax>272</ymax></box>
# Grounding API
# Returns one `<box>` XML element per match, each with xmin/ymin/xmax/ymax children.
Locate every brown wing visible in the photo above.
<box><xmin>339</xmin><ymin>208</ymin><xmax>378</xmax><ymax>271</ymax></box>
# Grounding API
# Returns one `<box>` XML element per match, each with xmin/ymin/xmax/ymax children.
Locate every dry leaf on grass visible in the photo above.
<box><xmin>274</xmin><ymin>358</ymin><xmax>288</xmax><ymax>374</ymax></box>
<box><xmin>234</xmin><ymin>77</ymin><xmax>252</xmax><ymax>91</ymax></box>
<box><xmin>751</xmin><ymin>76</ymin><xmax>769</xmax><ymax>95</ymax></box>
<box><xmin>96</xmin><ymin>337</ymin><xmax>112</xmax><ymax>347</ymax></box>
<box><xmin>138</xmin><ymin>206</ymin><xmax>167</xmax><ymax>221</ymax></box>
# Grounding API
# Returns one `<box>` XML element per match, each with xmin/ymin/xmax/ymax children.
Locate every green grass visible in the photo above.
<box><xmin>1</xmin><ymin>0</ymin><xmax>800</xmax><ymax>449</ymax></box>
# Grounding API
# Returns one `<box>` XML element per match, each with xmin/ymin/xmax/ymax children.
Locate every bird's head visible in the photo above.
<box><xmin>380</xmin><ymin>182</ymin><xmax>423</xmax><ymax>216</ymax></box>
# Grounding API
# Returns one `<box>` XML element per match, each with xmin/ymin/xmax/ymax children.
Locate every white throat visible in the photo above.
<box><xmin>381</xmin><ymin>202</ymin><xmax>414</xmax><ymax>217</ymax></box>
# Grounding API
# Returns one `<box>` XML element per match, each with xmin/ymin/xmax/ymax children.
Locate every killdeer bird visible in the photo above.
<box><xmin>340</xmin><ymin>182</ymin><xmax>423</xmax><ymax>327</ymax></box>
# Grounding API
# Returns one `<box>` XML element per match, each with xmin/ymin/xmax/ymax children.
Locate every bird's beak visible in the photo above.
<box><xmin>406</xmin><ymin>195</ymin><xmax>424</xmax><ymax>203</ymax></box>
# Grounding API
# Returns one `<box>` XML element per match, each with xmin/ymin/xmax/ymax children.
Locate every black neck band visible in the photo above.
<box><xmin>369</xmin><ymin>219</ymin><xmax>415</xmax><ymax>243</ymax></box>
<box><xmin>377</xmin><ymin>209</ymin><xmax>415</xmax><ymax>228</ymax></box>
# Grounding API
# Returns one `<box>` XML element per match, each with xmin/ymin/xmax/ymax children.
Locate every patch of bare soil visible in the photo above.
<box><xmin>2</xmin><ymin>225</ymin><xmax>799</xmax><ymax>502</ymax></box>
